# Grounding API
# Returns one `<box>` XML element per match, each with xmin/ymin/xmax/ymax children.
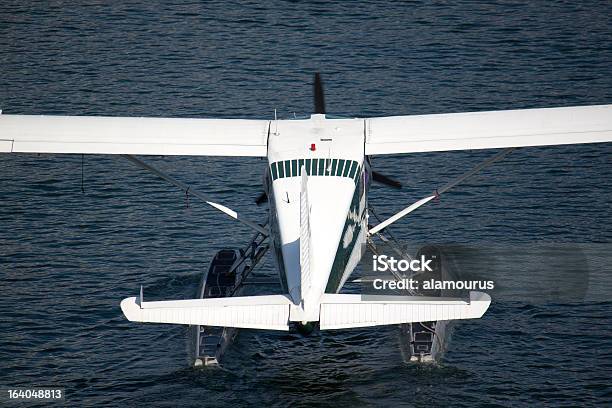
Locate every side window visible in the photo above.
<box><xmin>291</xmin><ymin>159</ymin><xmax>298</xmax><ymax>177</ymax></box>
<box><xmin>270</xmin><ymin>159</ymin><xmax>362</xmax><ymax>181</ymax></box>
<box><xmin>348</xmin><ymin>161</ymin><xmax>357</xmax><ymax>179</ymax></box>
<box><xmin>337</xmin><ymin>159</ymin><xmax>345</xmax><ymax>176</ymax></box>
<box><xmin>343</xmin><ymin>160</ymin><xmax>353</xmax><ymax>177</ymax></box>
<box><xmin>278</xmin><ymin>161</ymin><xmax>285</xmax><ymax>178</ymax></box>
<box><xmin>284</xmin><ymin>160</ymin><xmax>291</xmax><ymax>178</ymax></box>
<box><xmin>330</xmin><ymin>159</ymin><xmax>338</xmax><ymax>176</ymax></box>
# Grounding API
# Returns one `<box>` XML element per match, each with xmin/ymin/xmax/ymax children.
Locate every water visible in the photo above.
<box><xmin>1</xmin><ymin>1</ymin><xmax>612</xmax><ymax>406</ymax></box>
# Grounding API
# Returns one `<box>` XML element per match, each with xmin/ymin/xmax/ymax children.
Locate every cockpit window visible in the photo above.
<box><xmin>269</xmin><ymin>159</ymin><xmax>361</xmax><ymax>183</ymax></box>
<box><xmin>284</xmin><ymin>161</ymin><xmax>291</xmax><ymax>178</ymax></box>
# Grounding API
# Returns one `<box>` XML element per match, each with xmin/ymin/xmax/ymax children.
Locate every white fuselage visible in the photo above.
<box><xmin>266</xmin><ymin>114</ymin><xmax>369</xmax><ymax>322</ymax></box>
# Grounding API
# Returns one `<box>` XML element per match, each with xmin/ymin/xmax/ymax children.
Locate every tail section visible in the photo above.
<box><xmin>121</xmin><ymin>290</ymin><xmax>490</xmax><ymax>331</ymax></box>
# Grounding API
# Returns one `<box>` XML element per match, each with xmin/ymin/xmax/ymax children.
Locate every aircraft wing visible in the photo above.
<box><xmin>0</xmin><ymin>115</ymin><xmax>270</xmax><ymax>156</ymax></box>
<box><xmin>365</xmin><ymin>104</ymin><xmax>612</xmax><ymax>155</ymax></box>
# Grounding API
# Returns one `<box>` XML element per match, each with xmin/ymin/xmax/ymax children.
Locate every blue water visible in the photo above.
<box><xmin>1</xmin><ymin>1</ymin><xmax>612</xmax><ymax>407</ymax></box>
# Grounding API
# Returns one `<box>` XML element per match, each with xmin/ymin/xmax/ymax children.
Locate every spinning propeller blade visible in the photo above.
<box><xmin>315</xmin><ymin>74</ymin><xmax>400</xmax><ymax>189</ymax></box>
<box><xmin>372</xmin><ymin>171</ymin><xmax>402</xmax><ymax>189</ymax></box>
<box><xmin>255</xmin><ymin>191</ymin><xmax>268</xmax><ymax>205</ymax></box>
<box><xmin>314</xmin><ymin>73</ymin><xmax>325</xmax><ymax>114</ymax></box>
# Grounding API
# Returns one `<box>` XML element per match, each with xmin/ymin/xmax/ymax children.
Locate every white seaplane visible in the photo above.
<box><xmin>1</xmin><ymin>75</ymin><xmax>611</xmax><ymax>337</ymax></box>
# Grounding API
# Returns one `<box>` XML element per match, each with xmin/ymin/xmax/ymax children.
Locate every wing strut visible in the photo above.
<box><xmin>122</xmin><ymin>155</ymin><xmax>268</xmax><ymax>236</ymax></box>
<box><xmin>369</xmin><ymin>148</ymin><xmax>515</xmax><ymax>235</ymax></box>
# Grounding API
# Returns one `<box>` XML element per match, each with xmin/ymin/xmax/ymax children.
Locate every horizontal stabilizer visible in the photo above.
<box><xmin>121</xmin><ymin>291</ymin><xmax>490</xmax><ymax>331</ymax></box>
<box><xmin>319</xmin><ymin>291</ymin><xmax>490</xmax><ymax>330</ymax></box>
<box><xmin>121</xmin><ymin>294</ymin><xmax>292</xmax><ymax>331</ymax></box>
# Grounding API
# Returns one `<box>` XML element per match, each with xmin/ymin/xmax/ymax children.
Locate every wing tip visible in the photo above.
<box><xmin>120</xmin><ymin>297</ymin><xmax>141</xmax><ymax>322</ymax></box>
<box><xmin>469</xmin><ymin>291</ymin><xmax>492</xmax><ymax>318</ymax></box>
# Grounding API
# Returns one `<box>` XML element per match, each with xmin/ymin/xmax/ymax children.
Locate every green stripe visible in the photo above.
<box><xmin>348</xmin><ymin>161</ymin><xmax>357</xmax><ymax>179</ymax></box>
<box><xmin>285</xmin><ymin>160</ymin><xmax>291</xmax><ymax>178</ymax></box>
<box><xmin>291</xmin><ymin>160</ymin><xmax>297</xmax><ymax>177</ymax></box>
<box><xmin>342</xmin><ymin>160</ymin><xmax>352</xmax><ymax>177</ymax></box>
<box><xmin>337</xmin><ymin>159</ymin><xmax>345</xmax><ymax>176</ymax></box>
<box><xmin>278</xmin><ymin>161</ymin><xmax>285</xmax><ymax>178</ymax></box>
<box><xmin>270</xmin><ymin>159</ymin><xmax>361</xmax><ymax>183</ymax></box>
<box><xmin>330</xmin><ymin>159</ymin><xmax>338</xmax><ymax>176</ymax></box>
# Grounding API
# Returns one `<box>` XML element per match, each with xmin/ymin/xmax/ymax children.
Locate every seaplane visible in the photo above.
<box><xmin>1</xmin><ymin>75</ymin><xmax>611</xmax><ymax>359</ymax></box>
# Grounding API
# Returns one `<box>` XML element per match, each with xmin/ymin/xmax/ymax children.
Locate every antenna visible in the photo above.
<box><xmin>273</xmin><ymin>109</ymin><xmax>279</xmax><ymax>136</ymax></box>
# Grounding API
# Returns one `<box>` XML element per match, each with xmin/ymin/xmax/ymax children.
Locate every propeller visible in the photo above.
<box><xmin>372</xmin><ymin>171</ymin><xmax>402</xmax><ymax>189</ymax></box>
<box><xmin>256</xmin><ymin>73</ymin><xmax>326</xmax><ymax>204</ymax></box>
<box><xmin>256</xmin><ymin>73</ymin><xmax>401</xmax><ymax>203</ymax></box>
<box><xmin>257</xmin><ymin>171</ymin><xmax>402</xmax><ymax>204</ymax></box>
<box><xmin>314</xmin><ymin>72</ymin><xmax>325</xmax><ymax>114</ymax></box>
<box><xmin>318</xmin><ymin>73</ymin><xmax>400</xmax><ymax>189</ymax></box>
<box><xmin>256</xmin><ymin>191</ymin><xmax>268</xmax><ymax>205</ymax></box>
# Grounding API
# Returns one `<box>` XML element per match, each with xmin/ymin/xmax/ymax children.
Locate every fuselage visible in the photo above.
<box><xmin>264</xmin><ymin>114</ymin><xmax>370</xmax><ymax>321</ymax></box>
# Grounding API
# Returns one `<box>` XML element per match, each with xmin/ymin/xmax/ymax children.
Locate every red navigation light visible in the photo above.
<box><xmin>310</xmin><ymin>143</ymin><xmax>316</xmax><ymax>151</ymax></box>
